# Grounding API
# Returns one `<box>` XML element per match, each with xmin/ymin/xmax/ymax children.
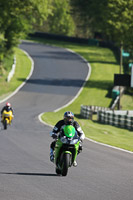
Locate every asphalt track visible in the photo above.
<box><xmin>0</xmin><ymin>41</ymin><xmax>132</xmax><ymax>200</ymax></box>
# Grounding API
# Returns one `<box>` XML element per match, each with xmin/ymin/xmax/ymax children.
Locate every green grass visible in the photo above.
<box><xmin>121</xmin><ymin>94</ymin><xmax>133</xmax><ymax>110</ymax></box>
<box><xmin>30</xmin><ymin>37</ymin><xmax>133</xmax><ymax>152</ymax></box>
<box><xmin>3</xmin><ymin>54</ymin><xmax>14</xmax><ymax>72</ymax></box>
<box><xmin>41</xmin><ymin>109</ymin><xmax>133</xmax><ymax>152</ymax></box>
<box><xmin>0</xmin><ymin>47</ymin><xmax>32</xmax><ymax>101</ymax></box>
<box><xmin>0</xmin><ymin>37</ymin><xmax>133</xmax><ymax>152</ymax></box>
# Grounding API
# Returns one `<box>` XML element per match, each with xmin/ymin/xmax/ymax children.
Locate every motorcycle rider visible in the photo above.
<box><xmin>1</xmin><ymin>102</ymin><xmax>14</xmax><ymax>121</ymax></box>
<box><xmin>50</xmin><ymin>111</ymin><xmax>85</xmax><ymax>167</ymax></box>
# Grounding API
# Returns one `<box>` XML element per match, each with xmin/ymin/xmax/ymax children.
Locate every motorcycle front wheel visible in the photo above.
<box><xmin>61</xmin><ymin>153</ymin><xmax>70</xmax><ymax>176</ymax></box>
<box><xmin>3</xmin><ymin>119</ymin><xmax>7</xmax><ymax>130</ymax></box>
<box><xmin>55</xmin><ymin>167</ymin><xmax>61</xmax><ymax>175</ymax></box>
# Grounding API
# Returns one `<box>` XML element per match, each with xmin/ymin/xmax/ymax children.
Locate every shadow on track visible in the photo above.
<box><xmin>18</xmin><ymin>78</ymin><xmax>85</xmax><ymax>87</ymax></box>
<box><xmin>0</xmin><ymin>172</ymin><xmax>57</xmax><ymax>177</ymax></box>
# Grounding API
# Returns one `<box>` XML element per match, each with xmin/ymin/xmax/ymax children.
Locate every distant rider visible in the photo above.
<box><xmin>1</xmin><ymin>102</ymin><xmax>14</xmax><ymax>120</ymax></box>
<box><xmin>50</xmin><ymin>111</ymin><xmax>85</xmax><ymax>167</ymax></box>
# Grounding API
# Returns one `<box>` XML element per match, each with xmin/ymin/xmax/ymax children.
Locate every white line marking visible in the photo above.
<box><xmin>38</xmin><ymin>48</ymin><xmax>133</xmax><ymax>155</ymax></box>
<box><xmin>0</xmin><ymin>43</ymin><xmax>131</xmax><ymax>154</ymax></box>
<box><xmin>54</xmin><ymin>49</ymin><xmax>91</xmax><ymax>112</ymax></box>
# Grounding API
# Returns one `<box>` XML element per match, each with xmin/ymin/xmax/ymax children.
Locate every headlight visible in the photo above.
<box><xmin>70</xmin><ymin>139</ymin><xmax>79</xmax><ymax>144</ymax></box>
<box><xmin>61</xmin><ymin>137</ymin><xmax>68</xmax><ymax>144</ymax></box>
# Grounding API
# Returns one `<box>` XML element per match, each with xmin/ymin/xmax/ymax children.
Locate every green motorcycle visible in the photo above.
<box><xmin>54</xmin><ymin>125</ymin><xmax>80</xmax><ymax>176</ymax></box>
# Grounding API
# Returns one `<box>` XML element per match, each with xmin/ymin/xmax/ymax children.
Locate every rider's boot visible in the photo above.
<box><xmin>73</xmin><ymin>160</ymin><xmax>77</xmax><ymax>167</ymax></box>
<box><xmin>50</xmin><ymin>148</ymin><xmax>54</xmax><ymax>163</ymax></box>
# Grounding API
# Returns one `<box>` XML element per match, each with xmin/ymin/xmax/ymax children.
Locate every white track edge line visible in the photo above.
<box><xmin>38</xmin><ymin>48</ymin><xmax>133</xmax><ymax>155</ymax></box>
<box><xmin>54</xmin><ymin>49</ymin><xmax>91</xmax><ymax>112</ymax></box>
<box><xmin>1</xmin><ymin>45</ymin><xmax>131</xmax><ymax>155</ymax></box>
<box><xmin>38</xmin><ymin>112</ymin><xmax>133</xmax><ymax>154</ymax></box>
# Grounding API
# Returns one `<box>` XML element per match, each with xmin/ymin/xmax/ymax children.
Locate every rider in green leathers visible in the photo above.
<box><xmin>50</xmin><ymin>111</ymin><xmax>85</xmax><ymax>167</ymax></box>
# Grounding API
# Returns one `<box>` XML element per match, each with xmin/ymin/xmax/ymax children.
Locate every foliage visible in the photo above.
<box><xmin>0</xmin><ymin>0</ymin><xmax>76</xmax><ymax>58</ymax></box>
<box><xmin>71</xmin><ymin>0</ymin><xmax>133</xmax><ymax>50</ymax></box>
<box><xmin>48</xmin><ymin>0</ymin><xmax>75</xmax><ymax>36</ymax></box>
<box><xmin>0</xmin><ymin>0</ymin><xmax>52</xmax><ymax>55</ymax></box>
<box><xmin>71</xmin><ymin>0</ymin><xmax>108</xmax><ymax>36</ymax></box>
<box><xmin>105</xmin><ymin>0</ymin><xmax>133</xmax><ymax>49</ymax></box>
<box><xmin>0</xmin><ymin>0</ymin><xmax>133</xmax><ymax>66</ymax></box>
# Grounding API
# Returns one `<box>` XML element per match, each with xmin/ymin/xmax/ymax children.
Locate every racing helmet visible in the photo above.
<box><xmin>6</xmin><ymin>102</ymin><xmax>11</xmax><ymax>107</ymax></box>
<box><xmin>64</xmin><ymin>111</ymin><xmax>74</xmax><ymax>125</ymax></box>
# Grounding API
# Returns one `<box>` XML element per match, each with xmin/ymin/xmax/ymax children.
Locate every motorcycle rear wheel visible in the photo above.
<box><xmin>61</xmin><ymin>153</ymin><xmax>70</xmax><ymax>176</ymax></box>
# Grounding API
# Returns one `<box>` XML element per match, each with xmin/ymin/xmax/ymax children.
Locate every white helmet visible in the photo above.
<box><xmin>6</xmin><ymin>102</ymin><xmax>11</xmax><ymax>107</ymax></box>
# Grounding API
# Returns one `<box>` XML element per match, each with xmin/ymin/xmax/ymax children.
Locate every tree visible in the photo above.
<box><xmin>71</xmin><ymin>0</ymin><xmax>133</xmax><ymax>50</ymax></box>
<box><xmin>71</xmin><ymin>0</ymin><xmax>108</xmax><ymax>37</ymax></box>
<box><xmin>0</xmin><ymin>0</ymin><xmax>52</xmax><ymax>54</ymax></box>
<box><xmin>105</xmin><ymin>0</ymin><xmax>133</xmax><ymax>50</ymax></box>
<box><xmin>48</xmin><ymin>0</ymin><xmax>75</xmax><ymax>36</ymax></box>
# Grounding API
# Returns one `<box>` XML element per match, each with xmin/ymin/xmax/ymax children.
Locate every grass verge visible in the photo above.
<box><xmin>29</xmin><ymin>37</ymin><xmax>133</xmax><ymax>152</ymax></box>
<box><xmin>0</xmin><ymin>38</ymin><xmax>132</xmax><ymax>152</ymax></box>
<box><xmin>0</xmin><ymin>47</ymin><xmax>32</xmax><ymax>101</ymax></box>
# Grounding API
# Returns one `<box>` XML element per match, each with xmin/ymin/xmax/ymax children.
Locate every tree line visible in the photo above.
<box><xmin>0</xmin><ymin>0</ymin><xmax>133</xmax><ymax>61</ymax></box>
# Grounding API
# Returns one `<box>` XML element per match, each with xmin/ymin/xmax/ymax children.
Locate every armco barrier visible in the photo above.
<box><xmin>80</xmin><ymin>105</ymin><xmax>93</xmax><ymax>119</ymax></box>
<box><xmin>80</xmin><ymin>105</ymin><xmax>111</xmax><ymax>119</ymax></box>
<box><xmin>80</xmin><ymin>105</ymin><xmax>133</xmax><ymax>130</ymax></box>
<box><xmin>7</xmin><ymin>56</ymin><xmax>16</xmax><ymax>82</ymax></box>
<box><xmin>97</xmin><ymin>110</ymin><xmax>133</xmax><ymax>130</ymax></box>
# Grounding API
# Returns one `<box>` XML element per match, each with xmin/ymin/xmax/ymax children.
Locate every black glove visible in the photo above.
<box><xmin>52</xmin><ymin>133</ymin><xmax>57</xmax><ymax>139</ymax></box>
<box><xmin>78</xmin><ymin>143</ymin><xmax>83</xmax><ymax>154</ymax></box>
